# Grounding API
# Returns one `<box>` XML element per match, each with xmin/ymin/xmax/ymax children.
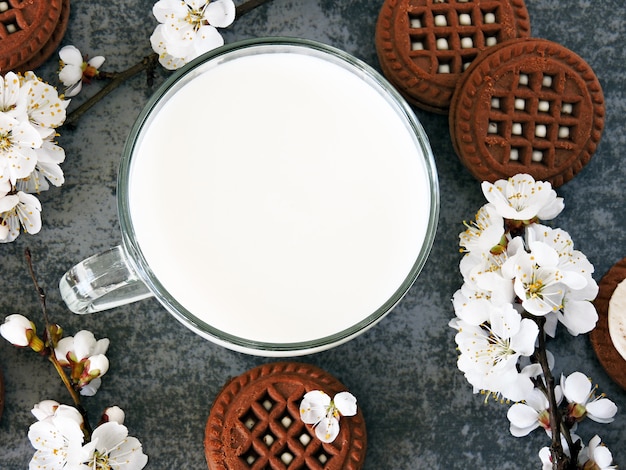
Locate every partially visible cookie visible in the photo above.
<box><xmin>375</xmin><ymin>0</ymin><xmax>531</xmax><ymax>114</ymax></box>
<box><xmin>13</xmin><ymin>0</ymin><xmax>70</xmax><ymax>73</ymax></box>
<box><xmin>449</xmin><ymin>37</ymin><xmax>604</xmax><ymax>188</ymax></box>
<box><xmin>591</xmin><ymin>258</ymin><xmax>626</xmax><ymax>391</ymax></box>
<box><xmin>0</xmin><ymin>0</ymin><xmax>65</xmax><ymax>73</ymax></box>
<box><xmin>205</xmin><ymin>362</ymin><xmax>366</xmax><ymax>470</ymax></box>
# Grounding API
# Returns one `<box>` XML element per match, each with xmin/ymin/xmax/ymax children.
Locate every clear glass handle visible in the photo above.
<box><xmin>59</xmin><ymin>245</ymin><xmax>153</xmax><ymax>314</ymax></box>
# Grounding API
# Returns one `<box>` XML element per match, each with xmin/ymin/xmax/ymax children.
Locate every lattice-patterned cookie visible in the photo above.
<box><xmin>375</xmin><ymin>0</ymin><xmax>531</xmax><ymax>113</ymax></box>
<box><xmin>205</xmin><ymin>362</ymin><xmax>366</xmax><ymax>470</ymax></box>
<box><xmin>0</xmin><ymin>0</ymin><xmax>67</xmax><ymax>73</ymax></box>
<box><xmin>449</xmin><ymin>38</ymin><xmax>604</xmax><ymax>188</ymax></box>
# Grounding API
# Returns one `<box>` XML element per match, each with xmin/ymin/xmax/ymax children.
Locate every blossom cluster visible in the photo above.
<box><xmin>1</xmin><ymin>314</ymin><xmax>148</xmax><ymax>469</ymax></box>
<box><xmin>0</xmin><ymin>72</ymin><xmax>68</xmax><ymax>243</ymax></box>
<box><xmin>29</xmin><ymin>401</ymin><xmax>147</xmax><ymax>470</ymax></box>
<box><xmin>449</xmin><ymin>174</ymin><xmax>618</xmax><ymax>469</ymax></box>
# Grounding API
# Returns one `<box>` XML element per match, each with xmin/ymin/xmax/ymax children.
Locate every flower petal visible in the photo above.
<box><xmin>300</xmin><ymin>390</ymin><xmax>330</xmax><ymax>425</ymax></box>
<box><xmin>507</xmin><ymin>403</ymin><xmax>540</xmax><ymax>434</ymax></box>
<box><xmin>562</xmin><ymin>371</ymin><xmax>592</xmax><ymax>404</ymax></box>
<box><xmin>334</xmin><ymin>391</ymin><xmax>357</xmax><ymax>417</ymax></box>
<box><xmin>59</xmin><ymin>45</ymin><xmax>83</xmax><ymax>66</ymax></box>
<box><xmin>205</xmin><ymin>0</ymin><xmax>236</xmax><ymax>28</ymax></box>
<box><xmin>315</xmin><ymin>416</ymin><xmax>340</xmax><ymax>443</ymax></box>
<box><xmin>586</xmin><ymin>398</ymin><xmax>618</xmax><ymax>423</ymax></box>
<box><xmin>87</xmin><ymin>55</ymin><xmax>106</xmax><ymax>69</ymax></box>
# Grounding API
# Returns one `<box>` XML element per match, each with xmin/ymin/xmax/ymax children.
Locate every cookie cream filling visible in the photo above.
<box><xmin>608</xmin><ymin>278</ymin><xmax>626</xmax><ymax>361</ymax></box>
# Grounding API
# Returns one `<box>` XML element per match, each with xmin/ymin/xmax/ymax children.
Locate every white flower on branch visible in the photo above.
<box><xmin>578</xmin><ymin>435</ymin><xmax>617</xmax><ymax>470</ymax></box>
<box><xmin>481</xmin><ymin>173</ymin><xmax>564</xmax><ymax>222</ymax></box>
<box><xmin>58</xmin><ymin>45</ymin><xmax>106</xmax><ymax>97</ymax></box>
<box><xmin>80</xmin><ymin>421</ymin><xmax>148</xmax><ymax>470</ymax></box>
<box><xmin>150</xmin><ymin>0</ymin><xmax>236</xmax><ymax>70</ymax></box>
<box><xmin>0</xmin><ymin>71</ymin><xmax>68</xmax><ymax>242</ymax></box>
<box><xmin>561</xmin><ymin>372</ymin><xmax>617</xmax><ymax>424</ymax></box>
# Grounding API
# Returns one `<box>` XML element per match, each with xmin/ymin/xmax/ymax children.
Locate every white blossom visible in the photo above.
<box><xmin>0</xmin><ymin>189</ymin><xmax>42</xmax><ymax>242</ymax></box>
<box><xmin>80</xmin><ymin>421</ymin><xmax>148</xmax><ymax>470</ymax></box>
<box><xmin>150</xmin><ymin>0</ymin><xmax>236</xmax><ymax>70</ymax></box>
<box><xmin>58</xmin><ymin>45</ymin><xmax>105</xmax><ymax>97</ymax></box>
<box><xmin>0</xmin><ymin>71</ymin><xmax>68</xmax><ymax>242</ymax></box>
<box><xmin>507</xmin><ymin>386</ymin><xmax>562</xmax><ymax>437</ymax></box>
<box><xmin>55</xmin><ymin>330</ymin><xmax>110</xmax><ymax>365</ymax></box>
<box><xmin>482</xmin><ymin>173</ymin><xmax>564</xmax><ymax>221</ymax></box>
<box><xmin>459</xmin><ymin>203</ymin><xmax>504</xmax><ymax>256</ymax></box>
<box><xmin>300</xmin><ymin>390</ymin><xmax>357</xmax><ymax>443</ymax></box>
<box><xmin>452</xmin><ymin>306</ymin><xmax>539</xmax><ymax>402</ymax></box>
<box><xmin>22</xmin><ymin>71</ymin><xmax>69</xmax><ymax>132</ymax></box>
<box><xmin>16</xmin><ymin>136</ymin><xmax>66</xmax><ymax>192</ymax></box>
<box><xmin>504</xmin><ymin>242</ymin><xmax>587</xmax><ymax>317</ymax></box>
<box><xmin>28</xmin><ymin>404</ymin><xmax>90</xmax><ymax>470</ymax></box>
<box><xmin>561</xmin><ymin>372</ymin><xmax>617</xmax><ymax>424</ymax></box>
<box><xmin>526</xmin><ymin>224</ymin><xmax>598</xmax><ymax>335</ymax></box>
<box><xmin>55</xmin><ymin>330</ymin><xmax>110</xmax><ymax>395</ymax></box>
<box><xmin>0</xmin><ymin>111</ymin><xmax>41</xmax><ymax>184</ymax></box>
<box><xmin>578</xmin><ymin>435</ymin><xmax>616</xmax><ymax>470</ymax></box>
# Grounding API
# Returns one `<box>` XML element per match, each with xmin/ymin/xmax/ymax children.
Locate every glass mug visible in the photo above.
<box><xmin>59</xmin><ymin>38</ymin><xmax>439</xmax><ymax>356</ymax></box>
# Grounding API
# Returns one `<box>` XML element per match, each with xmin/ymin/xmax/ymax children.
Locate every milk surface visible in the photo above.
<box><xmin>129</xmin><ymin>49</ymin><xmax>432</xmax><ymax>344</ymax></box>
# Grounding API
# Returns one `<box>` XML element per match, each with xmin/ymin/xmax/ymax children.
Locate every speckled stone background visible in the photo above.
<box><xmin>1</xmin><ymin>1</ymin><xmax>625</xmax><ymax>469</ymax></box>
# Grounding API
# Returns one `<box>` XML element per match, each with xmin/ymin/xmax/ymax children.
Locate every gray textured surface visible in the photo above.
<box><xmin>1</xmin><ymin>0</ymin><xmax>625</xmax><ymax>468</ymax></box>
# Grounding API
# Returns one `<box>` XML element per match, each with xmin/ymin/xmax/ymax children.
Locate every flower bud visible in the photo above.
<box><xmin>0</xmin><ymin>314</ymin><xmax>44</xmax><ymax>352</ymax></box>
<box><xmin>78</xmin><ymin>354</ymin><xmax>109</xmax><ymax>390</ymax></box>
<box><xmin>85</xmin><ymin>354</ymin><xmax>109</xmax><ymax>378</ymax></box>
<box><xmin>102</xmin><ymin>406</ymin><xmax>125</xmax><ymax>425</ymax></box>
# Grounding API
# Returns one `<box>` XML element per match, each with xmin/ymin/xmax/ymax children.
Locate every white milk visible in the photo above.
<box><xmin>128</xmin><ymin>50</ymin><xmax>432</xmax><ymax>344</ymax></box>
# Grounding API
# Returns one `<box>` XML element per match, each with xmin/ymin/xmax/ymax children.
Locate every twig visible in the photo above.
<box><xmin>24</xmin><ymin>248</ymin><xmax>93</xmax><ymax>439</ymax></box>
<box><xmin>236</xmin><ymin>0</ymin><xmax>271</xmax><ymax>18</ymax></box>
<box><xmin>64</xmin><ymin>53</ymin><xmax>159</xmax><ymax>129</ymax></box>
<box><xmin>533</xmin><ymin>316</ymin><xmax>579</xmax><ymax>470</ymax></box>
<box><xmin>63</xmin><ymin>0</ymin><xmax>273</xmax><ymax>128</ymax></box>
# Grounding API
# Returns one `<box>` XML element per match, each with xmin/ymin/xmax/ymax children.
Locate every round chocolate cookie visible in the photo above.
<box><xmin>375</xmin><ymin>0</ymin><xmax>531</xmax><ymax>114</ymax></box>
<box><xmin>13</xmin><ymin>0</ymin><xmax>70</xmax><ymax>73</ymax></box>
<box><xmin>205</xmin><ymin>362</ymin><xmax>366</xmax><ymax>470</ymax></box>
<box><xmin>449</xmin><ymin>37</ymin><xmax>605</xmax><ymax>188</ymax></box>
<box><xmin>0</xmin><ymin>0</ymin><xmax>65</xmax><ymax>73</ymax></box>
<box><xmin>590</xmin><ymin>257</ymin><xmax>626</xmax><ymax>391</ymax></box>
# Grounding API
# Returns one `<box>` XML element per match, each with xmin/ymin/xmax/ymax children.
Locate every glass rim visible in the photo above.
<box><xmin>118</xmin><ymin>37</ymin><xmax>440</xmax><ymax>355</ymax></box>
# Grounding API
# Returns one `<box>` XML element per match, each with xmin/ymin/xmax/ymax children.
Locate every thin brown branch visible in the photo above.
<box><xmin>63</xmin><ymin>0</ymin><xmax>273</xmax><ymax>128</ymax></box>
<box><xmin>25</xmin><ymin>249</ymin><xmax>93</xmax><ymax>439</ymax></box>
<box><xmin>64</xmin><ymin>53</ymin><xmax>159</xmax><ymax>129</ymax></box>
<box><xmin>236</xmin><ymin>0</ymin><xmax>271</xmax><ymax>18</ymax></box>
<box><xmin>533</xmin><ymin>316</ymin><xmax>579</xmax><ymax>470</ymax></box>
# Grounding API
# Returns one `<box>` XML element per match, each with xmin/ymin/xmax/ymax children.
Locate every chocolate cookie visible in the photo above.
<box><xmin>375</xmin><ymin>0</ymin><xmax>531</xmax><ymax>114</ymax></box>
<box><xmin>205</xmin><ymin>362</ymin><xmax>366</xmax><ymax>470</ymax></box>
<box><xmin>0</xmin><ymin>0</ymin><xmax>65</xmax><ymax>73</ymax></box>
<box><xmin>13</xmin><ymin>0</ymin><xmax>70</xmax><ymax>73</ymax></box>
<box><xmin>449</xmin><ymin>37</ymin><xmax>604</xmax><ymax>188</ymax></box>
<box><xmin>591</xmin><ymin>258</ymin><xmax>626</xmax><ymax>391</ymax></box>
